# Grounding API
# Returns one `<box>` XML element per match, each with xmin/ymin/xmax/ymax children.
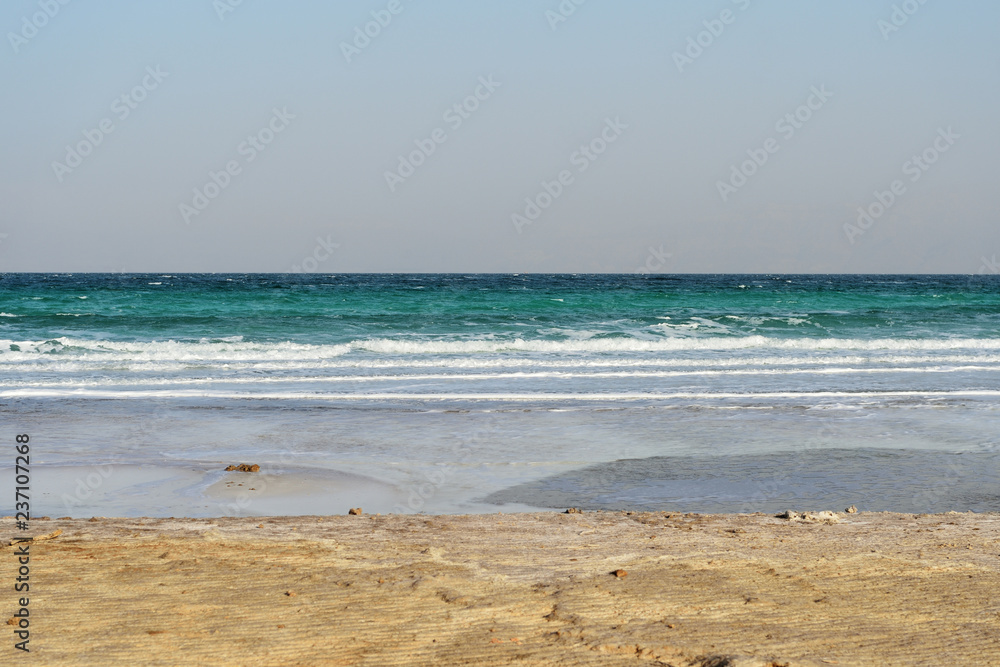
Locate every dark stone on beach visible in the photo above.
<box><xmin>225</xmin><ymin>463</ymin><xmax>260</xmax><ymax>472</ymax></box>
<box><xmin>697</xmin><ymin>655</ymin><xmax>779</xmax><ymax>667</ymax></box>
<box><xmin>348</xmin><ymin>507</ymin><xmax>363</xmax><ymax>516</ymax></box>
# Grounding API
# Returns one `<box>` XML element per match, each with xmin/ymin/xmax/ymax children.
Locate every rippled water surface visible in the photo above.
<box><xmin>2</xmin><ymin>273</ymin><xmax>998</xmax><ymax>515</ymax></box>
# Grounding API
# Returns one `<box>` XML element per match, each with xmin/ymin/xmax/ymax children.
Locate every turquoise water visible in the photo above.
<box><xmin>1</xmin><ymin>274</ymin><xmax>999</xmax><ymax>516</ymax></box>
<box><xmin>3</xmin><ymin>273</ymin><xmax>1000</xmax><ymax>344</ymax></box>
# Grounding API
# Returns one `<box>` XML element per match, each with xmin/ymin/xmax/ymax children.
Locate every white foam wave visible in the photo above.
<box><xmin>1</xmin><ymin>388</ymin><xmax>998</xmax><ymax>401</ymax></box>
<box><xmin>3</xmin><ymin>365</ymin><xmax>998</xmax><ymax>390</ymax></box>
<box><xmin>2</xmin><ymin>336</ymin><xmax>1000</xmax><ymax>365</ymax></box>
<box><xmin>317</xmin><ymin>335</ymin><xmax>1000</xmax><ymax>356</ymax></box>
<box><xmin>0</xmin><ymin>338</ymin><xmax>351</xmax><ymax>362</ymax></box>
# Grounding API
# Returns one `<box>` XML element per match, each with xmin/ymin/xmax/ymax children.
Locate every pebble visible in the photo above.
<box><xmin>225</xmin><ymin>464</ymin><xmax>260</xmax><ymax>472</ymax></box>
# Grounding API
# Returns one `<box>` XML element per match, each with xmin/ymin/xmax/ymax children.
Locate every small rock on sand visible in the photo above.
<box><xmin>348</xmin><ymin>508</ymin><xmax>363</xmax><ymax>516</ymax></box>
<box><xmin>697</xmin><ymin>656</ymin><xmax>785</xmax><ymax>667</ymax></box>
<box><xmin>611</xmin><ymin>569</ymin><xmax>627</xmax><ymax>578</ymax></box>
<box><xmin>846</xmin><ymin>505</ymin><xmax>858</xmax><ymax>513</ymax></box>
<box><xmin>225</xmin><ymin>464</ymin><xmax>260</xmax><ymax>472</ymax></box>
<box><xmin>564</xmin><ymin>508</ymin><xmax>583</xmax><ymax>514</ymax></box>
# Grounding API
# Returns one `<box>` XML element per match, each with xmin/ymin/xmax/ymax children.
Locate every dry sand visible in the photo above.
<box><xmin>3</xmin><ymin>511</ymin><xmax>1000</xmax><ymax>666</ymax></box>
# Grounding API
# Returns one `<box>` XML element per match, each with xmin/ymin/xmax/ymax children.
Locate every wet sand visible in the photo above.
<box><xmin>4</xmin><ymin>511</ymin><xmax>1000</xmax><ymax>666</ymax></box>
<box><xmin>11</xmin><ymin>462</ymin><xmax>407</xmax><ymax>519</ymax></box>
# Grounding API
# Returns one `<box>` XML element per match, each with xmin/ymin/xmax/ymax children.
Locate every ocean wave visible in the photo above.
<box><xmin>0</xmin><ymin>338</ymin><xmax>351</xmax><ymax>361</ymax></box>
<box><xmin>1</xmin><ymin>388</ymin><xmax>998</xmax><ymax>401</ymax></box>
<box><xmin>5</xmin><ymin>354</ymin><xmax>1000</xmax><ymax>378</ymax></box>
<box><xmin>3</xmin><ymin>364</ymin><xmax>997</xmax><ymax>390</ymax></box>
<box><xmin>354</xmin><ymin>336</ymin><xmax>1000</xmax><ymax>355</ymax></box>
<box><xmin>3</xmin><ymin>335</ymin><xmax>1000</xmax><ymax>361</ymax></box>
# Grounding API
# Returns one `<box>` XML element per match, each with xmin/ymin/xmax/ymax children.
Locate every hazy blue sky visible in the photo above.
<box><xmin>1</xmin><ymin>0</ymin><xmax>997</xmax><ymax>272</ymax></box>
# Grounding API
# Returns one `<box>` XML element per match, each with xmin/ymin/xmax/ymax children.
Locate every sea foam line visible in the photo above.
<box><xmin>2</xmin><ymin>364</ymin><xmax>999</xmax><ymax>389</ymax></box>
<box><xmin>6</xmin><ymin>353</ymin><xmax>1000</xmax><ymax>372</ymax></box>
<box><xmin>2</xmin><ymin>389</ymin><xmax>1000</xmax><ymax>400</ymax></box>
<box><xmin>5</xmin><ymin>335</ymin><xmax>1000</xmax><ymax>359</ymax></box>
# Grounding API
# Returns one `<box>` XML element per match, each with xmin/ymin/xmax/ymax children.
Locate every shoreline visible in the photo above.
<box><xmin>4</xmin><ymin>510</ymin><xmax>999</xmax><ymax>665</ymax></box>
<box><xmin>9</xmin><ymin>443</ymin><xmax>999</xmax><ymax>519</ymax></box>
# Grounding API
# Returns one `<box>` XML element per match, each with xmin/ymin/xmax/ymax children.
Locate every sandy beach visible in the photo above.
<box><xmin>4</xmin><ymin>510</ymin><xmax>1000</xmax><ymax>666</ymax></box>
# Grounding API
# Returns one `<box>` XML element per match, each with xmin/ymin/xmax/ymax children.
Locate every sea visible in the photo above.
<box><xmin>2</xmin><ymin>273</ymin><xmax>999</xmax><ymax>517</ymax></box>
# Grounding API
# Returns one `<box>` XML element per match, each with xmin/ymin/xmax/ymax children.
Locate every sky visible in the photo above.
<box><xmin>1</xmin><ymin>0</ymin><xmax>997</xmax><ymax>273</ymax></box>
